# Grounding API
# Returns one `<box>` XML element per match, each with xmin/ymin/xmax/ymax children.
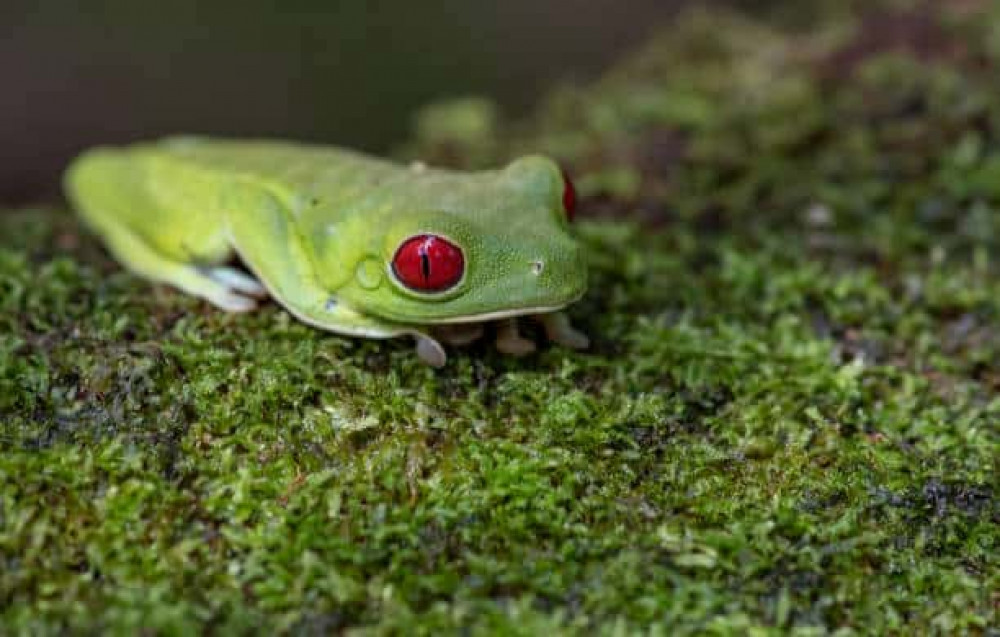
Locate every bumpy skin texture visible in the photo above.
<box><xmin>63</xmin><ymin>137</ymin><xmax>588</xmax><ymax>366</ymax></box>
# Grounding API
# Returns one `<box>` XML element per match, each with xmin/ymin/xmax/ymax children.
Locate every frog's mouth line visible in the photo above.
<box><xmin>406</xmin><ymin>292</ymin><xmax>585</xmax><ymax>326</ymax></box>
<box><xmin>422</xmin><ymin>305</ymin><xmax>566</xmax><ymax>325</ymax></box>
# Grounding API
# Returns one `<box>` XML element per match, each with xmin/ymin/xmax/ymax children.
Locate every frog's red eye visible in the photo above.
<box><xmin>561</xmin><ymin>170</ymin><xmax>576</xmax><ymax>221</ymax></box>
<box><xmin>391</xmin><ymin>234</ymin><xmax>465</xmax><ymax>292</ymax></box>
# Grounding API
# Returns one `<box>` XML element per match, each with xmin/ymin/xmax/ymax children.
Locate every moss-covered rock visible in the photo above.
<box><xmin>2</xmin><ymin>2</ymin><xmax>997</xmax><ymax>633</ymax></box>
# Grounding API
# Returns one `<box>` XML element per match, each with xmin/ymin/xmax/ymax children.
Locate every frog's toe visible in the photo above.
<box><xmin>164</xmin><ymin>265</ymin><xmax>260</xmax><ymax>313</ymax></box>
<box><xmin>205</xmin><ymin>266</ymin><xmax>269</xmax><ymax>298</ymax></box>
<box><xmin>495</xmin><ymin>319</ymin><xmax>537</xmax><ymax>356</ymax></box>
<box><xmin>209</xmin><ymin>290</ymin><xmax>259</xmax><ymax>313</ymax></box>
<box><xmin>414</xmin><ymin>334</ymin><xmax>447</xmax><ymax>368</ymax></box>
<box><xmin>538</xmin><ymin>311</ymin><xmax>589</xmax><ymax>349</ymax></box>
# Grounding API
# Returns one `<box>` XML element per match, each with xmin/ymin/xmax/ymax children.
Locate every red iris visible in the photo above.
<box><xmin>561</xmin><ymin>170</ymin><xmax>576</xmax><ymax>221</ymax></box>
<box><xmin>392</xmin><ymin>234</ymin><xmax>465</xmax><ymax>292</ymax></box>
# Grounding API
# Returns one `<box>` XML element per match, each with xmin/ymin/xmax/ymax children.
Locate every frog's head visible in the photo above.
<box><xmin>338</xmin><ymin>155</ymin><xmax>587</xmax><ymax>325</ymax></box>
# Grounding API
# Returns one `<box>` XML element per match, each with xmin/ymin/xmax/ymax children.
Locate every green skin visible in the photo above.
<box><xmin>63</xmin><ymin>137</ymin><xmax>589</xmax><ymax>366</ymax></box>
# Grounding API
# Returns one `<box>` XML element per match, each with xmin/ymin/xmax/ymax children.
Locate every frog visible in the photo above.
<box><xmin>63</xmin><ymin>137</ymin><xmax>589</xmax><ymax>367</ymax></box>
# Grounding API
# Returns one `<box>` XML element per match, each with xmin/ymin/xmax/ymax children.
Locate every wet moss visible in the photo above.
<box><xmin>2</xmin><ymin>2</ymin><xmax>998</xmax><ymax>633</ymax></box>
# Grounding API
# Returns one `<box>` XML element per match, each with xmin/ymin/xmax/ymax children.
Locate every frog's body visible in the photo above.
<box><xmin>64</xmin><ymin>137</ymin><xmax>588</xmax><ymax>366</ymax></box>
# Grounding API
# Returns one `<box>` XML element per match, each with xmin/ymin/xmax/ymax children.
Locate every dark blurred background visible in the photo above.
<box><xmin>2</xmin><ymin>0</ymin><xmax>790</xmax><ymax>203</ymax></box>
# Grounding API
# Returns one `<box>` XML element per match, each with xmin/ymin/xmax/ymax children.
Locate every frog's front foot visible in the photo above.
<box><xmin>419</xmin><ymin>313</ymin><xmax>587</xmax><ymax>366</ymax></box>
<box><xmin>495</xmin><ymin>318</ymin><xmax>537</xmax><ymax>356</ymax></box>
<box><xmin>414</xmin><ymin>334</ymin><xmax>447</xmax><ymax>368</ymax></box>
<box><xmin>537</xmin><ymin>311</ymin><xmax>590</xmax><ymax>349</ymax></box>
<box><xmin>433</xmin><ymin>323</ymin><xmax>485</xmax><ymax>346</ymax></box>
<box><xmin>494</xmin><ymin>313</ymin><xmax>588</xmax><ymax>358</ymax></box>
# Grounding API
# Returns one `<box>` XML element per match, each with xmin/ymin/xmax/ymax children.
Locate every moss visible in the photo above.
<box><xmin>2</xmin><ymin>2</ymin><xmax>998</xmax><ymax>634</ymax></box>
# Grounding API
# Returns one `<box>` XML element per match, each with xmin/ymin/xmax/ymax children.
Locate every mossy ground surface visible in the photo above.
<box><xmin>2</xmin><ymin>2</ymin><xmax>998</xmax><ymax>634</ymax></box>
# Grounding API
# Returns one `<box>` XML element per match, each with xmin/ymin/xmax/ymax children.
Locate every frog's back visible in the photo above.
<box><xmin>66</xmin><ymin>135</ymin><xmax>508</xmax><ymax>265</ymax></box>
<box><xmin>150</xmin><ymin>137</ymin><xmax>487</xmax><ymax>214</ymax></box>
<box><xmin>151</xmin><ymin>137</ymin><xmax>400</xmax><ymax>190</ymax></box>
<box><xmin>69</xmin><ymin>136</ymin><xmax>402</xmax><ymax>209</ymax></box>
<box><xmin>159</xmin><ymin>137</ymin><xmax>459</xmax><ymax>222</ymax></box>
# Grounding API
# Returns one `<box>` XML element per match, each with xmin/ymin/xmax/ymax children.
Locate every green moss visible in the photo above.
<box><xmin>2</xmin><ymin>3</ymin><xmax>998</xmax><ymax>634</ymax></box>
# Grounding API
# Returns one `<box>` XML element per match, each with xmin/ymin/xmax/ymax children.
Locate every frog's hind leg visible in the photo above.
<box><xmin>97</xmin><ymin>223</ymin><xmax>261</xmax><ymax>312</ymax></box>
<box><xmin>66</xmin><ymin>148</ymin><xmax>262</xmax><ymax>312</ymax></box>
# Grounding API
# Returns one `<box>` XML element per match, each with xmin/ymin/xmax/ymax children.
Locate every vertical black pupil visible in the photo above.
<box><xmin>419</xmin><ymin>247</ymin><xmax>431</xmax><ymax>281</ymax></box>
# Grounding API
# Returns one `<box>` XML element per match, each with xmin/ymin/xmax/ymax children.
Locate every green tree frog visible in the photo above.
<box><xmin>64</xmin><ymin>137</ymin><xmax>589</xmax><ymax>366</ymax></box>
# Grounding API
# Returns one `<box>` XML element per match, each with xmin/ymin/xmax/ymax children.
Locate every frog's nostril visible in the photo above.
<box><xmin>531</xmin><ymin>260</ymin><xmax>545</xmax><ymax>276</ymax></box>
